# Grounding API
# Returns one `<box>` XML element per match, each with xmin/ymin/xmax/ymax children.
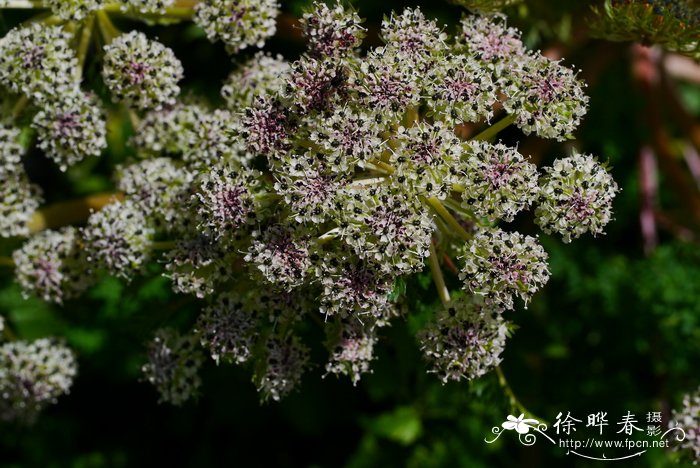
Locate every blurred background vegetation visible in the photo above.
<box><xmin>1</xmin><ymin>0</ymin><xmax>699</xmax><ymax>466</ymax></box>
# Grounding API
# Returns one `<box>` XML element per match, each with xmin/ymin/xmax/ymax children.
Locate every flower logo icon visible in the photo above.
<box><xmin>502</xmin><ymin>414</ymin><xmax>540</xmax><ymax>434</ymax></box>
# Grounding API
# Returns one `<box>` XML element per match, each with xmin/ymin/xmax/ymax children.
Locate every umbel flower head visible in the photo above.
<box><xmin>669</xmin><ymin>386</ymin><xmax>700</xmax><ymax>464</ymax></box>
<box><xmin>460</xmin><ymin>229</ymin><xmax>550</xmax><ymax>310</ymax></box>
<box><xmin>503</xmin><ymin>54</ymin><xmax>589</xmax><ymax>141</ymax></box>
<box><xmin>82</xmin><ymin>199</ymin><xmax>154</xmax><ymax>279</ymax></box>
<box><xmin>300</xmin><ymin>2</ymin><xmax>364</xmax><ymax>59</ymax></box>
<box><xmin>116</xmin><ymin>157</ymin><xmax>194</xmax><ymax>229</ymax></box>
<box><xmin>419</xmin><ymin>296</ymin><xmax>508</xmax><ymax>383</ymax></box>
<box><xmin>338</xmin><ymin>185</ymin><xmax>435</xmax><ymax>275</ymax></box>
<box><xmin>183</xmin><ymin>109</ymin><xmax>252</xmax><ymax>168</ymax></box>
<box><xmin>0</xmin><ymin>338</ymin><xmax>77</xmax><ymax>424</ymax></box>
<box><xmin>196</xmin><ymin>293</ymin><xmax>258</xmax><ymax>365</ymax></box>
<box><xmin>164</xmin><ymin>235</ymin><xmax>239</xmax><ymax>298</ymax></box>
<box><xmin>315</xmin><ymin>250</ymin><xmax>395</xmax><ymax>320</ymax></box>
<box><xmin>131</xmin><ymin>101</ymin><xmax>206</xmax><ymax>156</ymax></box>
<box><xmin>45</xmin><ymin>0</ymin><xmax>104</xmax><ymax>20</ymax></box>
<box><xmin>0</xmin><ymin>125</ymin><xmax>42</xmax><ymax>238</ymax></box>
<box><xmin>0</xmin><ymin>23</ymin><xmax>78</xmax><ymax>103</ymax></box>
<box><xmin>254</xmin><ymin>334</ymin><xmax>309</xmax><ymax>402</ymax></box>
<box><xmin>13</xmin><ymin>227</ymin><xmax>93</xmax><ymax>304</ymax></box>
<box><xmin>195</xmin><ymin>0</ymin><xmax>280</xmax><ymax>54</ymax></box>
<box><xmin>245</xmin><ymin>223</ymin><xmax>312</xmax><ymax>288</ymax></box>
<box><xmin>194</xmin><ymin>166</ymin><xmax>260</xmax><ymax>240</ymax></box>
<box><xmin>390</xmin><ymin>121</ymin><xmax>463</xmax><ymax>200</ymax></box>
<box><xmin>536</xmin><ymin>152</ymin><xmax>619</xmax><ymax>243</ymax></box>
<box><xmin>455</xmin><ymin>140</ymin><xmax>539</xmax><ymax>222</ymax></box>
<box><xmin>102</xmin><ymin>31</ymin><xmax>184</xmax><ymax>110</ymax></box>
<box><xmin>324</xmin><ymin>319</ymin><xmax>377</xmax><ymax>386</ymax></box>
<box><xmin>123</xmin><ymin>0</ymin><xmax>176</xmax><ymax>14</ymax></box>
<box><xmin>142</xmin><ymin>328</ymin><xmax>204</xmax><ymax>406</ymax></box>
<box><xmin>32</xmin><ymin>90</ymin><xmax>107</xmax><ymax>171</ymax></box>
<box><xmin>222</xmin><ymin>52</ymin><xmax>290</xmax><ymax>110</ymax></box>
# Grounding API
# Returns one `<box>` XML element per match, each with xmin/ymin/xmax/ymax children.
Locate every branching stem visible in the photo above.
<box><xmin>495</xmin><ymin>365</ymin><xmax>546</xmax><ymax>423</ymax></box>
<box><xmin>472</xmin><ymin>114</ymin><xmax>517</xmax><ymax>142</ymax></box>
<box><xmin>425</xmin><ymin>197</ymin><xmax>472</xmax><ymax>242</ymax></box>
<box><xmin>428</xmin><ymin>242</ymin><xmax>450</xmax><ymax>307</ymax></box>
<box><xmin>28</xmin><ymin>192</ymin><xmax>124</xmax><ymax>233</ymax></box>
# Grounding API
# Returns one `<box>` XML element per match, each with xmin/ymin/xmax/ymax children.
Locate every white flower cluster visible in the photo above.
<box><xmin>195</xmin><ymin>0</ymin><xmax>280</xmax><ymax>54</ymax></box>
<box><xmin>0</xmin><ymin>125</ymin><xmax>42</xmax><ymax>238</ymax></box>
<box><xmin>536</xmin><ymin>153</ymin><xmax>619</xmax><ymax>243</ymax></box>
<box><xmin>0</xmin><ymin>338</ymin><xmax>77</xmax><ymax>423</ymax></box>
<box><xmin>460</xmin><ymin>229</ymin><xmax>550</xmax><ymax>310</ymax></box>
<box><xmin>82</xmin><ymin>200</ymin><xmax>154</xmax><ymax>279</ymax></box>
<box><xmin>103</xmin><ymin>31</ymin><xmax>184</xmax><ymax>110</ymax></box>
<box><xmin>0</xmin><ymin>24</ymin><xmax>78</xmax><ymax>102</ymax></box>
<box><xmin>0</xmin><ymin>23</ymin><xmax>107</xmax><ymax>171</ymax></box>
<box><xmin>324</xmin><ymin>320</ymin><xmax>377</xmax><ymax>386</ymax></box>
<box><xmin>0</xmin><ymin>2</ymin><xmax>619</xmax><ymax>405</ymax></box>
<box><xmin>419</xmin><ymin>296</ymin><xmax>508</xmax><ymax>383</ymax></box>
<box><xmin>670</xmin><ymin>387</ymin><xmax>700</xmax><ymax>464</ymax></box>
<box><xmin>45</xmin><ymin>0</ymin><xmax>104</xmax><ymax>20</ymax></box>
<box><xmin>13</xmin><ymin>227</ymin><xmax>93</xmax><ymax>304</ymax></box>
<box><xmin>32</xmin><ymin>91</ymin><xmax>107</xmax><ymax>171</ymax></box>
<box><xmin>142</xmin><ymin>328</ymin><xmax>204</xmax><ymax>406</ymax></box>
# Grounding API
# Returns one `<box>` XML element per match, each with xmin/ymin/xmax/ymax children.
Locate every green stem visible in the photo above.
<box><xmin>127</xmin><ymin>108</ymin><xmax>141</xmax><ymax>130</ymax></box>
<box><xmin>428</xmin><ymin>242</ymin><xmax>450</xmax><ymax>307</ymax></box>
<box><xmin>96</xmin><ymin>10</ymin><xmax>121</xmax><ymax>45</ymax></box>
<box><xmin>365</xmin><ymin>160</ymin><xmax>395</xmax><ymax>175</ymax></box>
<box><xmin>75</xmin><ymin>15</ymin><xmax>94</xmax><ymax>81</ymax></box>
<box><xmin>403</xmin><ymin>106</ymin><xmax>419</xmax><ymax>128</ymax></box>
<box><xmin>0</xmin><ymin>257</ymin><xmax>15</xmax><ymax>267</ymax></box>
<box><xmin>442</xmin><ymin>197</ymin><xmax>476</xmax><ymax>220</ymax></box>
<box><xmin>472</xmin><ymin>114</ymin><xmax>517</xmax><ymax>142</ymax></box>
<box><xmin>11</xmin><ymin>95</ymin><xmax>29</xmax><ymax>121</ymax></box>
<box><xmin>318</xmin><ymin>228</ymin><xmax>340</xmax><ymax>245</ymax></box>
<box><xmin>347</xmin><ymin>176</ymin><xmax>387</xmax><ymax>189</ymax></box>
<box><xmin>495</xmin><ymin>365</ymin><xmax>546</xmax><ymax>423</ymax></box>
<box><xmin>425</xmin><ymin>197</ymin><xmax>472</xmax><ymax>242</ymax></box>
<box><xmin>152</xmin><ymin>241</ymin><xmax>176</xmax><ymax>250</ymax></box>
<box><xmin>28</xmin><ymin>192</ymin><xmax>123</xmax><ymax>233</ymax></box>
<box><xmin>2</xmin><ymin>322</ymin><xmax>17</xmax><ymax>342</ymax></box>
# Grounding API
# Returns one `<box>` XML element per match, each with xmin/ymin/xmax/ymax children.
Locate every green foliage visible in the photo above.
<box><xmin>590</xmin><ymin>0</ymin><xmax>700</xmax><ymax>58</ymax></box>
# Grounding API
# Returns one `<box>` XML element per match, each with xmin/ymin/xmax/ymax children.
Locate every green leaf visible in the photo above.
<box><xmin>370</xmin><ymin>406</ymin><xmax>423</xmax><ymax>446</ymax></box>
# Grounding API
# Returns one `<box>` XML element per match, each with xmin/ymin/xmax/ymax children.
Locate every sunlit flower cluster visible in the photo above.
<box><xmin>0</xmin><ymin>0</ymin><xmax>618</xmax><ymax>413</ymax></box>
